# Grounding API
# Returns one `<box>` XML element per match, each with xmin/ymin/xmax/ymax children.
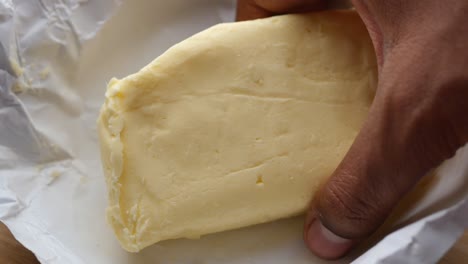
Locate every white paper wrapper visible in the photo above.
<box><xmin>0</xmin><ymin>1</ymin><xmax>466</xmax><ymax>263</ymax></box>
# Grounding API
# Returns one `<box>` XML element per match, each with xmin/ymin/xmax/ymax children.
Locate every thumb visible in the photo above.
<box><xmin>303</xmin><ymin>64</ymin><xmax>468</xmax><ymax>259</ymax></box>
<box><xmin>303</xmin><ymin>105</ymin><xmax>403</xmax><ymax>259</ymax></box>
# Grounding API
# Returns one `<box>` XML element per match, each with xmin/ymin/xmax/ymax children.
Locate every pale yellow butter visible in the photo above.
<box><xmin>98</xmin><ymin>11</ymin><xmax>377</xmax><ymax>252</ymax></box>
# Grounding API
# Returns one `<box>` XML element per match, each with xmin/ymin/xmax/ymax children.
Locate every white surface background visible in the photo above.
<box><xmin>0</xmin><ymin>1</ymin><xmax>466</xmax><ymax>263</ymax></box>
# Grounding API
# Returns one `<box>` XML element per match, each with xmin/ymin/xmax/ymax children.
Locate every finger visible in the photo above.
<box><xmin>236</xmin><ymin>0</ymin><xmax>271</xmax><ymax>21</ymax></box>
<box><xmin>304</xmin><ymin>104</ymin><xmax>403</xmax><ymax>259</ymax></box>
<box><xmin>236</xmin><ymin>0</ymin><xmax>328</xmax><ymax>21</ymax></box>
<box><xmin>303</xmin><ymin>52</ymin><xmax>468</xmax><ymax>259</ymax></box>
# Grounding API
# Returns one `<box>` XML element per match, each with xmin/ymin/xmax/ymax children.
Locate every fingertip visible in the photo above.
<box><xmin>304</xmin><ymin>216</ymin><xmax>355</xmax><ymax>260</ymax></box>
<box><xmin>236</xmin><ymin>0</ymin><xmax>329</xmax><ymax>21</ymax></box>
<box><xmin>236</xmin><ymin>0</ymin><xmax>272</xmax><ymax>21</ymax></box>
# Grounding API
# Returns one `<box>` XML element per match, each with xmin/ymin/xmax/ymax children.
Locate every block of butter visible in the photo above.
<box><xmin>98</xmin><ymin>10</ymin><xmax>377</xmax><ymax>252</ymax></box>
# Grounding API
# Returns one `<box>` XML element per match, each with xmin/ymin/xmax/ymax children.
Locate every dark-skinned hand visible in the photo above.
<box><xmin>237</xmin><ymin>0</ymin><xmax>468</xmax><ymax>259</ymax></box>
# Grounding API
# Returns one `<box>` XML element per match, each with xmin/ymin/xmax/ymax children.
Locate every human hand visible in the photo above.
<box><xmin>237</xmin><ymin>0</ymin><xmax>468</xmax><ymax>259</ymax></box>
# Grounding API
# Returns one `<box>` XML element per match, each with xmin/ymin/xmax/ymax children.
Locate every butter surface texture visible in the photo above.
<box><xmin>98</xmin><ymin>11</ymin><xmax>377</xmax><ymax>252</ymax></box>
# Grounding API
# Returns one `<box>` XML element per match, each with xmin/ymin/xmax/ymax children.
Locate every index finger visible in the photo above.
<box><xmin>236</xmin><ymin>0</ymin><xmax>328</xmax><ymax>21</ymax></box>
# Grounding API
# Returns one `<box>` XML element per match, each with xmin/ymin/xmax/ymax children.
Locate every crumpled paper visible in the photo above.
<box><xmin>0</xmin><ymin>1</ymin><xmax>466</xmax><ymax>263</ymax></box>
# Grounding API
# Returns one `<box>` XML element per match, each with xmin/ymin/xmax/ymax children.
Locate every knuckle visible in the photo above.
<box><xmin>318</xmin><ymin>172</ymin><xmax>387</xmax><ymax>238</ymax></box>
